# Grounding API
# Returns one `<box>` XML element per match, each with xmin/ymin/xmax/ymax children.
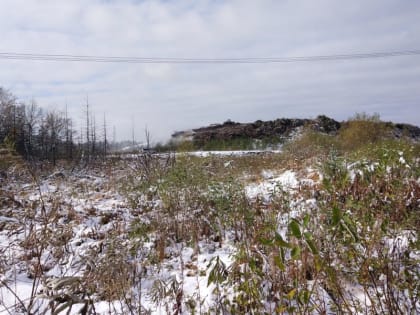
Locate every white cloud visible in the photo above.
<box><xmin>0</xmin><ymin>0</ymin><xmax>419</xmax><ymax>141</ymax></box>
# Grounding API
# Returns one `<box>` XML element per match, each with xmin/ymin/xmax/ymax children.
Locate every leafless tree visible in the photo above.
<box><xmin>85</xmin><ymin>96</ymin><xmax>90</xmax><ymax>161</ymax></box>
<box><xmin>145</xmin><ymin>125</ymin><xmax>151</xmax><ymax>150</ymax></box>
<box><xmin>91</xmin><ymin>114</ymin><xmax>96</xmax><ymax>157</ymax></box>
<box><xmin>44</xmin><ymin>111</ymin><xmax>65</xmax><ymax>165</ymax></box>
<box><xmin>103</xmin><ymin>113</ymin><xmax>108</xmax><ymax>158</ymax></box>
<box><xmin>132</xmin><ymin>117</ymin><xmax>136</xmax><ymax>150</ymax></box>
<box><xmin>24</xmin><ymin>99</ymin><xmax>42</xmax><ymax>156</ymax></box>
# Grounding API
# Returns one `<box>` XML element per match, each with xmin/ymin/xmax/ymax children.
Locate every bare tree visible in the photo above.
<box><xmin>145</xmin><ymin>125</ymin><xmax>151</xmax><ymax>150</ymax></box>
<box><xmin>85</xmin><ymin>96</ymin><xmax>90</xmax><ymax>160</ymax></box>
<box><xmin>91</xmin><ymin>114</ymin><xmax>96</xmax><ymax>157</ymax></box>
<box><xmin>1</xmin><ymin>87</ymin><xmax>81</xmax><ymax>163</ymax></box>
<box><xmin>24</xmin><ymin>99</ymin><xmax>42</xmax><ymax>157</ymax></box>
<box><xmin>132</xmin><ymin>117</ymin><xmax>136</xmax><ymax>150</ymax></box>
<box><xmin>0</xmin><ymin>88</ymin><xmax>16</xmax><ymax>143</ymax></box>
<box><xmin>43</xmin><ymin>111</ymin><xmax>65</xmax><ymax>165</ymax></box>
<box><xmin>103</xmin><ymin>113</ymin><xmax>108</xmax><ymax>158</ymax></box>
<box><xmin>64</xmin><ymin>103</ymin><xmax>73</xmax><ymax>160</ymax></box>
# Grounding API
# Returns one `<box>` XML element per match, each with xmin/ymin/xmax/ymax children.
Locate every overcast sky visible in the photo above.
<box><xmin>1</xmin><ymin>0</ymin><xmax>419</xmax><ymax>142</ymax></box>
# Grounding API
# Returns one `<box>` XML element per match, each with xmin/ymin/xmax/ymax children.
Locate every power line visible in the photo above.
<box><xmin>0</xmin><ymin>50</ymin><xmax>420</xmax><ymax>64</ymax></box>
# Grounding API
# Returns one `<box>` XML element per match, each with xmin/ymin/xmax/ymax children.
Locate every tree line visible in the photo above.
<box><xmin>0</xmin><ymin>87</ymin><xmax>109</xmax><ymax>164</ymax></box>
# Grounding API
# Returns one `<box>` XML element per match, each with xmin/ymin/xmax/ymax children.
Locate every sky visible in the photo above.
<box><xmin>0</xmin><ymin>0</ymin><xmax>419</xmax><ymax>142</ymax></box>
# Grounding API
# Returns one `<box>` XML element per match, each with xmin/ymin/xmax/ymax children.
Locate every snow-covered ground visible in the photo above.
<box><xmin>0</xmin><ymin>151</ymin><xmax>418</xmax><ymax>314</ymax></box>
<box><xmin>187</xmin><ymin>150</ymin><xmax>282</xmax><ymax>157</ymax></box>
<box><xmin>0</xmin><ymin>164</ymin><xmax>240</xmax><ymax>314</ymax></box>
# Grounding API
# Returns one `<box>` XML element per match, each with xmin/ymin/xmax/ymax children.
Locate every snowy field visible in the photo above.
<box><xmin>0</xmin><ymin>149</ymin><xmax>419</xmax><ymax>314</ymax></box>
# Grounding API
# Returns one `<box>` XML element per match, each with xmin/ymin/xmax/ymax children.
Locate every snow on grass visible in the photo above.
<box><xmin>0</xmin><ymin>165</ymin><xmax>241</xmax><ymax>314</ymax></box>
<box><xmin>188</xmin><ymin>150</ymin><xmax>282</xmax><ymax>157</ymax></box>
<box><xmin>1</xmin><ymin>150</ymin><xmax>418</xmax><ymax>314</ymax></box>
<box><xmin>245</xmin><ymin>170</ymin><xmax>299</xmax><ymax>201</ymax></box>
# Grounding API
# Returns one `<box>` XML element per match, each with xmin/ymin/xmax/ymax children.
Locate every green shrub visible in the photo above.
<box><xmin>338</xmin><ymin>112</ymin><xmax>392</xmax><ymax>152</ymax></box>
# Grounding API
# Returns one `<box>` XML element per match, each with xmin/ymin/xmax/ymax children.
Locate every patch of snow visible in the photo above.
<box><xmin>261</xmin><ymin>170</ymin><xmax>274</xmax><ymax>179</ymax></box>
<box><xmin>186</xmin><ymin>150</ymin><xmax>282</xmax><ymax>157</ymax></box>
<box><xmin>246</xmin><ymin>170</ymin><xmax>299</xmax><ymax>200</ymax></box>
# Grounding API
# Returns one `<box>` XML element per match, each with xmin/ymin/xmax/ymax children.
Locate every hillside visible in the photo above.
<box><xmin>171</xmin><ymin>115</ymin><xmax>420</xmax><ymax>149</ymax></box>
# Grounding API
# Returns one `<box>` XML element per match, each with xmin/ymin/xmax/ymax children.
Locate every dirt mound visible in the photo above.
<box><xmin>172</xmin><ymin>115</ymin><xmax>420</xmax><ymax>146</ymax></box>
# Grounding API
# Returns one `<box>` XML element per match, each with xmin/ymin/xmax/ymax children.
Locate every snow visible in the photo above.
<box><xmin>1</xmin><ymin>152</ymin><xmax>418</xmax><ymax>314</ymax></box>
<box><xmin>0</xmin><ymin>167</ymin><xmax>240</xmax><ymax>314</ymax></box>
<box><xmin>187</xmin><ymin>150</ymin><xmax>282</xmax><ymax>157</ymax></box>
<box><xmin>245</xmin><ymin>170</ymin><xmax>299</xmax><ymax>200</ymax></box>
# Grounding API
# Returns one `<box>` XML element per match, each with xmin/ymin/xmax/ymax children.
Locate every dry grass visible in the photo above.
<box><xmin>1</xmin><ymin>118</ymin><xmax>419</xmax><ymax>314</ymax></box>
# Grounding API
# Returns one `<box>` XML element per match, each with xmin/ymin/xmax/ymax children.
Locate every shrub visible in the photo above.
<box><xmin>338</xmin><ymin>113</ymin><xmax>392</xmax><ymax>152</ymax></box>
<box><xmin>282</xmin><ymin>129</ymin><xmax>337</xmax><ymax>164</ymax></box>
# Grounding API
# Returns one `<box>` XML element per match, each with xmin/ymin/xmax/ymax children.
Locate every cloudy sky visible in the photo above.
<box><xmin>1</xmin><ymin>0</ymin><xmax>419</xmax><ymax>142</ymax></box>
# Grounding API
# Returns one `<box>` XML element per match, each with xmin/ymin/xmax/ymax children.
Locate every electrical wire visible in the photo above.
<box><xmin>0</xmin><ymin>50</ymin><xmax>419</xmax><ymax>64</ymax></box>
